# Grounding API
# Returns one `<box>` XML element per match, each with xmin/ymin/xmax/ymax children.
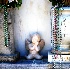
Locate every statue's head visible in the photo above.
<box><xmin>32</xmin><ymin>33</ymin><xmax>41</xmax><ymax>44</ymax></box>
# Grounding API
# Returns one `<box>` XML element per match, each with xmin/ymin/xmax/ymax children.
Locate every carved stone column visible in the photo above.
<box><xmin>0</xmin><ymin>9</ymin><xmax>19</xmax><ymax>62</ymax></box>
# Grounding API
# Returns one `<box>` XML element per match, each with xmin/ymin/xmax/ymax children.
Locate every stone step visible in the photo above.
<box><xmin>0</xmin><ymin>52</ymin><xmax>20</xmax><ymax>62</ymax></box>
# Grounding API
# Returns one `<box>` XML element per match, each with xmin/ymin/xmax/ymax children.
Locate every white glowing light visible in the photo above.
<box><xmin>8</xmin><ymin>0</ymin><xmax>18</xmax><ymax>3</ymax></box>
<box><xmin>8</xmin><ymin>0</ymin><xmax>14</xmax><ymax>3</ymax></box>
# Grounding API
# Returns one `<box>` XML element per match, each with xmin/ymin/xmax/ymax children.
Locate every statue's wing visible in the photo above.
<box><xmin>25</xmin><ymin>39</ymin><xmax>31</xmax><ymax>50</ymax></box>
<box><xmin>38</xmin><ymin>39</ymin><xmax>45</xmax><ymax>50</ymax></box>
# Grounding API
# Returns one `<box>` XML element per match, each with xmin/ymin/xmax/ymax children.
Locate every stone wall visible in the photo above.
<box><xmin>14</xmin><ymin>0</ymin><xmax>52</xmax><ymax>56</ymax></box>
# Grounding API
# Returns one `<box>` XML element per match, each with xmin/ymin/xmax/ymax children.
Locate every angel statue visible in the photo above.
<box><xmin>25</xmin><ymin>33</ymin><xmax>45</xmax><ymax>59</ymax></box>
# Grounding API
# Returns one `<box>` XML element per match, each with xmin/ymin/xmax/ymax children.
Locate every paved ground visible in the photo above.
<box><xmin>0</xmin><ymin>59</ymin><xmax>70</xmax><ymax>69</ymax></box>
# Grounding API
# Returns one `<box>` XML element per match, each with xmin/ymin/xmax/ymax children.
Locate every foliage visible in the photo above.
<box><xmin>49</xmin><ymin>0</ymin><xmax>70</xmax><ymax>7</ymax></box>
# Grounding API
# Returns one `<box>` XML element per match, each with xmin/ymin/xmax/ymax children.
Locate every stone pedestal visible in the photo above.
<box><xmin>48</xmin><ymin>52</ymin><xmax>70</xmax><ymax>63</ymax></box>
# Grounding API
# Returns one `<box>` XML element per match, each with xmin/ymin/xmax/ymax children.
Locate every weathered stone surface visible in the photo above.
<box><xmin>0</xmin><ymin>12</ymin><xmax>4</xmax><ymax>48</ymax></box>
<box><xmin>0</xmin><ymin>52</ymin><xmax>20</xmax><ymax>62</ymax></box>
<box><xmin>14</xmin><ymin>0</ymin><xmax>52</xmax><ymax>56</ymax></box>
<box><xmin>0</xmin><ymin>9</ymin><xmax>15</xmax><ymax>54</ymax></box>
<box><xmin>0</xmin><ymin>9</ymin><xmax>19</xmax><ymax>62</ymax></box>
